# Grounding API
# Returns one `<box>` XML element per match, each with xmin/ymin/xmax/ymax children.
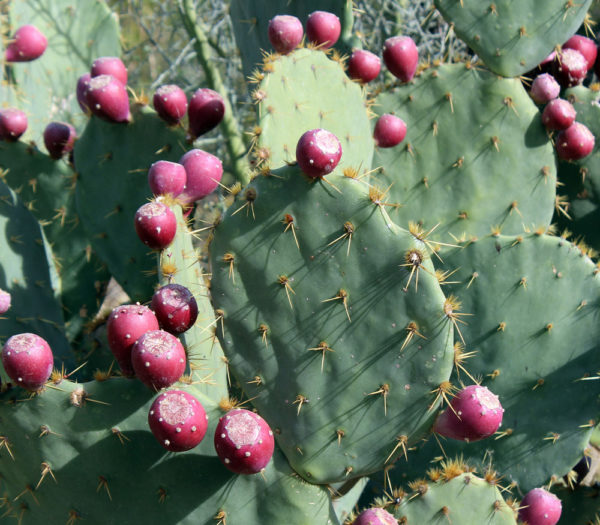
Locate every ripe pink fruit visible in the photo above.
<box><xmin>530</xmin><ymin>73</ymin><xmax>560</xmax><ymax>104</ymax></box>
<box><xmin>0</xmin><ymin>289</ymin><xmax>11</xmax><ymax>314</ymax></box>
<box><xmin>518</xmin><ymin>488</ymin><xmax>562</xmax><ymax>525</ymax></box>
<box><xmin>1</xmin><ymin>333</ymin><xmax>53</xmax><ymax>391</ymax></box>
<box><xmin>43</xmin><ymin>122</ymin><xmax>77</xmax><ymax>159</ymax></box>
<box><xmin>148</xmin><ymin>390</ymin><xmax>208</xmax><ymax>452</ymax></box>
<box><xmin>306</xmin><ymin>11</ymin><xmax>341</xmax><ymax>49</ymax></box>
<box><xmin>0</xmin><ymin>109</ymin><xmax>27</xmax><ymax>142</ymax></box>
<box><xmin>541</xmin><ymin>99</ymin><xmax>576</xmax><ymax>131</ymax></box>
<box><xmin>91</xmin><ymin>56</ymin><xmax>128</xmax><ymax>86</ymax></box>
<box><xmin>86</xmin><ymin>74</ymin><xmax>131</xmax><ymax>123</ymax></box>
<box><xmin>347</xmin><ymin>49</ymin><xmax>381</xmax><ymax>83</ymax></box>
<box><xmin>214</xmin><ymin>409</ymin><xmax>275</xmax><ymax>474</ymax></box>
<box><xmin>178</xmin><ymin>149</ymin><xmax>223</xmax><ymax>204</ymax></box>
<box><xmin>383</xmin><ymin>36</ymin><xmax>418</xmax><ymax>83</ymax></box>
<box><xmin>553</xmin><ymin>48</ymin><xmax>588</xmax><ymax>87</ymax></box>
<box><xmin>433</xmin><ymin>384</ymin><xmax>504</xmax><ymax>442</ymax></box>
<box><xmin>373</xmin><ymin>114</ymin><xmax>407</xmax><ymax>148</ymax></box>
<box><xmin>268</xmin><ymin>15</ymin><xmax>303</xmax><ymax>54</ymax></box>
<box><xmin>556</xmin><ymin>122</ymin><xmax>595</xmax><ymax>161</ymax></box>
<box><xmin>151</xmin><ymin>284</ymin><xmax>198</xmax><ymax>335</ymax></box>
<box><xmin>134</xmin><ymin>201</ymin><xmax>177</xmax><ymax>250</ymax></box>
<box><xmin>296</xmin><ymin>128</ymin><xmax>342</xmax><ymax>178</ymax></box>
<box><xmin>153</xmin><ymin>84</ymin><xmax>188</xmax><ymax>125</ymax></box>
<box><xmin>188</xmin><ymin>88</ymin><xmax>225</xmax><ymax>139</ymax></box>
<box><xmin>353</xmin><ymin>508</ymin><xmax>397</xmax><ymax>525</ymax></box>
<box><xmin>131</xmin><ymin>330</ymin><xmax>187</xmax><ymax>390</ymax></box>
<box><xmin>148</xmin><ymin>160</ymin><xmax>186</xmax><ymax>197</ymax></box>
<box><xmin>76</xmin><ymin>73</ymin><xmax>92</xmax><ymax>113</ymax></box>
<box><xmin>5</xmin><ymin>25</ymin><xmax>47</xmax><ymax>62</ymax></box>
<box><xmin>563</xmin><ymin>35</ymin><xmax>597</xmax><ymax>71</ymax></box>
<box><xmin>107</xmin><ymin>303</ymin><xmax>159</xmax><ymax>376</ymax></box>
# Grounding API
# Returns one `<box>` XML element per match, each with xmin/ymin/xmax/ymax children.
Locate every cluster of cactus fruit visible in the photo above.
<box><xmin>2</xmin><ymin>0</ymin><xmax>600</xmax><ymax>523</ymax></box>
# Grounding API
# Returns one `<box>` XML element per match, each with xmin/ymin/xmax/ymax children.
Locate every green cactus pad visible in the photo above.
<box><xmin>552</xmin><ymin>484</ymin><xmax>600</xmax><ymax>524</ymax></box>
<box><xmin>373</xmin><ymin>63</ymin><xmax>556</xmax><ymax>241</ymax></box>
<box><xmin>209</xmin><ymin>164</ymin><xmax>454</xmax><ymax>484</ymax></box>
<box><xmin>7</xmin><ymin>0</ymin><xmax>121</xmax><ymax>143</ymax></box>
<box><xmin>434</xmin><ymin>0</ymin><xmax>592</xmax><ymax>77</ymax></box>
<box><xmin>255</xmin><ymin>48</ymin><xmax>374</xmax><ymax>172</ymax></box>
<box><xmin>0</xmin><ymin>378</ymin><xmax>334</xmax><ymax>524</ymax></box>
<box><xmin>74</xmin><ymin>104</ymin><xmax>187</xmax><ymax>302</ymax></box>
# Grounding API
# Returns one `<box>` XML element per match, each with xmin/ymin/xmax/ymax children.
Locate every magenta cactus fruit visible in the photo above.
<box><xmin>76</xmin><ymin>73</ymin><xmax>92</xmax><ymax>113</ymax></box>
<box><xmin>563</xmin><ymin>34</ymin><xmax>597</xmax><ymax>71</ymax></box>
<box><xmin>518</xmin><ymin>488</ymin><xmax>562</xmax><ymax>525</ymax></box>
<box><xmin>0</xmin><ymin>289</ymin><xmax>11</xmax><ymax>314</ymax></box>
<box><xmin>43</xmin><ymin>122</ymin><xmax>77</xmax><ymax>159</ymax></box>
<box><xmin>86</xmin><ymin>74</ymin><xmax>131</xmax><ymax>123</ymax></box>
<box><xmin>347</xmin><ymin>49</ymin><xmax>381</xmax><ymax>83</ymax></box>
<box><xmin>91</xmin><ymin>56</ymin><xmax>128</xmax><ymax>86</ymax></box>
<box><xmin>151</xmin><ymin>283</ymin><xmax>198</xmax><ymax>335</ymax></box>
<box><xmin>134</xmin><ymin>201</ymin><xmax>177</xmax><ymax>250</ymax></box>
<box><xmin>306</xmin><ymin>10</ymin><xmax>341</xmax><ymax>49</ymax></box>
<box><xmin>107</xmin><ymin>303</ymin><xmax>159</xmax><ymax>376</ymax></box>
<box><xmin>296</xmin><ymin>128</ymin><xmax>342</xmax><ymax>178</ymax></box>
<box><xmin>268</xmin><ymin>15</ymin><xmax>303</xmax><ymax>54</ymax></box>
<box><xmin>553</xmin><ymin>48</ymin><xmax>588</xmax><ymax>88</ymax></box>
<box><xmin>148</xmin><ymin>390</ymin><xmax>208</xmax><ymax>452</ymax></box>
<box><xmin>353</xmin><ymin>507</ymin><xmax>397</xmax><ymax>525</ymax></box>
<box><xmin>1</xmin><ymin>333</ymin><xmax>53</xmax><ymax>391</ymax></box>
<box><xmin>5</xmin><ymin>25</ymin><xmax>47</xmax><ymax>62</ymax></box>
<box><xmin>178</xmin><ymin>149</ymin><xmax>223</xmax><ymax>205</ymax></box>
<box><xmin>433</xmin><ymin>384</ymin><xmax>504</xmax><ymax>442</ymax></box>
<box><xmin>382</xmin><ymin>35</ymin><xmax>419</xmax><ymax>83</ymax></box>
<box><xmin>556</xmin><ymin>122</ymin><xmax>595</xmax><ymax>161</ymax></box>
<box><xmin>153</xmin><ymin>84</ymin><xmax>188</xmax><ymax>125</ymax></box>
<box><xmin>148</xmin><ymin>160</ymin><xmax>187</xmax><ymax>197</ymax></box>
<box><xmin>214</xmin><ymin>408</ymin><xmax>275</xmax><ymax>474</ymax></box>
<box><xmin>187</xmin><ymin>88</ymin><xmax>225</xmax><ymax>139</ymax></box>
<box><xmin>541</xmin><ymin>99</ymin><xmax>576</xmax><ymax>131</ymax></box>
<box><xmin>373</xmin><ymin>114</ymin><xmax>407</xmax><ymax>148</ymax></box>
<box><xmin>131</xmin><ymin>330</ymin><xmax>187</xmax><ymax>390</ymax></box>
<box><xmin>0</xmin><ymin>109</ymin><xmax>27</xmax><ymax>142</ymax></box>
<box><xmin>530</xmin><ymin>73</ymin><xmax>560</xmax><ymax>104</ymax></box>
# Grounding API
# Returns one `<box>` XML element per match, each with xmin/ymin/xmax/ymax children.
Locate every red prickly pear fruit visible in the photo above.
<box><xmin>347</xmin><ymin>49</ymin><xmax>381</xmax><ymax>83</ymax></box>
<box><xmin>268</xmin><ymin>15</ymin><xmax>303</xmax><ymax>55</ymax></box>
<box><xmin>518</xmin><ymin>488</ymin><xmax>562</xmax><ymax>525</ymax></box>
<box><xmin>148</xmin><ymin>160</ymin><xmax>186</xmax><ymax>197</ymax></box>
<box><xmin>43</xmin><ymin>122</ymin><xmax>77</xmax><ymax>159</ymax></box>
<box><xmin>0</xmin><ymin>289</ymin><xmax>11</xmax><ymax>314</ymax></box>
<box><xmin>151</xmin><ymin>283</ymin><xmax>198</xmax><ymax>335</ymax></box>
<box><xmin>296</xmin><ymin>128</ymin><xmax>342</xmax><ymax>178</ymax></box>
<box><xmin>214</xmin><ymin>408</ymin><xmax>275</xmax><ymax>475</ymax></box>
<box><xmin>374</xmin><ymin>114</ymin><xmax>407</xmax><ymax>148</ymax></box>
<box><xmin>107</xmin><ymin>303</ymin><xmax>159</xmax><ymax>376</ymax></box>
<box><xmin>553</xmin><ymin>48</ymin><xmax>588</xmax><ymax>88</ymax></box>
<box><xmin>153</xmin><ymin>84</ymin><xmax>188</xmax><ymax>125</ymax></box>
<box><xmin>134</xmin><ymin>201</ymin><xmax>177</xmax><ymax>250</ymax></box>
<box><xmin>86</xmin><ymin>74</ymin><xmax>131</xmax><ymax>123</ymax></box>
<box><xmin>383</xmin><ymin>36</ymin><xmax>418</xmax><ymax>83</ymax></box>
<box><xmin>148</xmin><ymin>390</ymin><xmax>208</xmax><ymax>452</ymax></box>
<box><xmin>563</xmin><ymin>35</ymin><xmax>597</xmax><ymax>71</ymax></box>
<box><xmin>5</xmin><ymin>25</ymin><xmax>47</xmax><ymax>62</ymax></box>
<box><xmin>306</xmin><ymin>11</ymin><xmax>341</xmax><ymax>49</ymax></box>
<box><xmin>131</xmin><ymin>330</ymin><xmax>187</xmax><ymax>390</ymax></box>
<box><xmin>91</xmin><ymin>56</ymin><xmax>128</xmax><ymax>86</ymax></box>
<box><xmin>1</xmin><ymin>333</ymin><xmax>53</xmax><ymax>391</ymax></box>
<box><xmin>541</xmin><ymin>99</ymin><xmax>576</xmax><ymax>131</ymax></box>
<box><xmin>433</xmin><ymin>384</ymin><xmax>504</xmax><ymax>442</ymax></box>
<box><xmin>187</xmin><ymin>88</ymin><xmax>225</xmax><ymax>139</ymax></box>
<box><xmin>0</xmin><ymin>109</ymin><xmax>27</xmax><ymax>142</ymax></box>
<box><xmin>556</xmin><ymin>122</ymin><xmax>595</xmax><ymax>161</ymax></box>
<box><xmin>353</xmin><ymin>508</ymin><xmax>397</xmax><ymax>525</ymax></box>
<box><xmin>178</xmin><ymin>149</ymin><xmax>223</xmax><ymax>205</ymax></box>
<box><xmin>76</xmin><ymin>73</ymin><xmax>92</xmax><ymax>113</ymax></box>
<box><xmin>530</xmin><ymin>73</ymin><xmax>560</xmax><ymax>104</ymax></box>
